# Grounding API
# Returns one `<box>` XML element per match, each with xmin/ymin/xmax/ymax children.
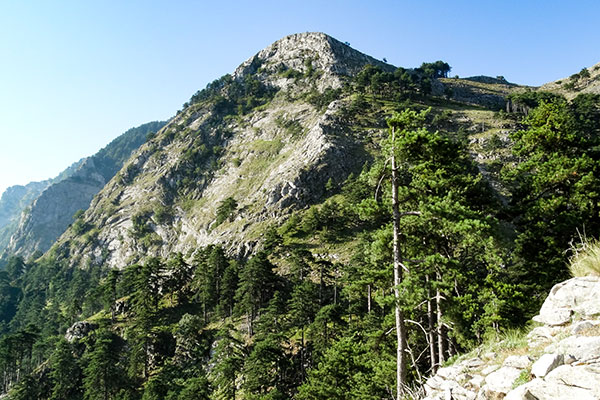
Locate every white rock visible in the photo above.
<box><xmin>437</xmin><ymin>366</ymin><xmax>460</xmax><ymax>380</ymax></box>
<box><xmin>425</xmin><ymin>375</ymin><xmax>445</xmax><ymax>392</ymax></box>
<box><xmin>485</xmin><ymin>366</ymin><xmax>523</xmax><ymax>394</ymax></box>
<box><xmin>503</xmin><ymin>355</ymin><xmax>531</xmax><ymax>369</ymax></box>
<box><xmin>466</xmin><ymin>375</ymin><xmax>485</xmax><ymax>390</ymax></box>
<box><xmin>504</xmin><ymin>382</ymin><xmax>530</xmax><ymax>400</ymax></box>
<box><xmin>523</xmin><ymin>377</ymin><xmax>596</xmax><ymax>400</ymax></box>
<box><xmin>554</xmin><ymin>335</ymin><xmax>600</xmax><ymax>362</ymax></box>
<box><xmin>545</xmin><ymin>364</ymin><xmax>600</xmax><ymax>394</ymax></box>
<box><xmin>527</xmin><ymin>326</ymin><xmax>555</xmax><ymax>341</ymax></box>
<box><xmin>460</xmin><ymin>357</ymin><xmax>484</xmax><ymax>369</ymax></box>
<box><xmin>531</xmin><ymin>353</ymin><xmax>563</xmax><ymax>378</ymax></box>
<box><xmin>532</xmin><ymin>308</ymin><xmax>572</xmax><ymax>326</ymax></box>
<box><xmin>571</xmin><ymin>320</ymin><xmax>600</xmax><ymax>335</ymax></box>
<box><xmin>535</xmin><ymin>276</ymin><xmax>600</xmax><ymax>326</ymax></box>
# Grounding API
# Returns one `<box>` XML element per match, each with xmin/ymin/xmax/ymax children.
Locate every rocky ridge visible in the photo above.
<box><xmin>540</xmin><ymin>62</ymin><xmax>600</xmax><ymax>99</ymax></box>
<box><xmin>422</xmin><ymin>276</ymin><xmax>600</xmax><ymax>400</ymax></box>
<box><xmin>1</xmin><ymin>121</ymin><xmax>164</xmax><ymax>260</ymax></box>
<box><xmin>52</xmin><ymin>33</ymin><xmax>387</xmax><ymax>269</ymax></box>
<box><xmin>0</xmin><ymin>159</ymin><xmax>85</xmax><ymax>256</ymax></box>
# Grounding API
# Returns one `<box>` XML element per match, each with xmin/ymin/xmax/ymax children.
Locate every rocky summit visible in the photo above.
<box><xmin>423</xmin><ymin>276</ymin><xmax>600</xmax><ymax>400</ymax></box>
<box><xmin>52</xmin><ymin>32</ymin><xmax>391</xmax><ymax>269</ymax></box>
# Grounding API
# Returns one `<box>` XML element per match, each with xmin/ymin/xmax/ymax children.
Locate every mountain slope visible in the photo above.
<box><xmin>540</xmin><ymin>62</ymin><xmax>600</xmax><ymax>98</ymax></box>
<box><xmin>2</xmin><ymin>121</ymin><xmax>165</xmax><ymax>260</ymax></box>
<box><xmin>52</xmin><ymin>32</ymin><xmax>392</xmax><ymax>269</ymax></box>
<box><xmin>0</xmin><ymin>160</ymin><xmax>85</xmax><ymax>254</ymax></box>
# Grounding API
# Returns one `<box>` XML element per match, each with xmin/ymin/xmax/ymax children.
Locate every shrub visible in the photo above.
<box><xmin>215</xmin><ymin>197</ymin><xmax>237</xmax><ymax>226</ymax></box>
<box><xmin>568</xmin><ymin>237</ymin><xmax>600</xmax><ymax>277</ymax></box>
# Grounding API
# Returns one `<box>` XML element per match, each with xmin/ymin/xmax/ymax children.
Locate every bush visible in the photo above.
<box><xmin>568</xmin><ymin>237</ymin><xmax>600</xmax><ymax>277</ymax></box>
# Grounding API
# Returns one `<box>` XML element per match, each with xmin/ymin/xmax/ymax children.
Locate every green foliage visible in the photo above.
<box><xmin>353</xmin><ymin>61</ymin><xmax>450</xmax><ymax>99</ymax></box>
<box><xmin>297</xmin><ymin>336</ymin><xmax>387</xmax><ymax>400</ymax></box>
<box><xmin>71</xmin><ymin>210</ymin><xmax>91</xmax><ymax>235</ymax></box>
<box><xmin>83</xmin><ymin>329</ymin><xmax>127</xmax><ymax>400</ymax></box>
<box><xmin>152</xmin><ymin>203</ymin><xmax>172</xmax><ymax>225</ymax></box>
<box><xmin>214</xmin><ymin>197</ymin><xmax>237</xmax><ymax>227</ymax></box>
<box><xmin>277</xmin><ymin>66</ymin><xmax>303</xmax><ymax>80</ymax></box>
<box><xmin>235</xmin><ymin>252</ymin><xmax>279</xmax><ymax>334</ymax></box>
<box><xmin>419</xmin><ymin>60</ymin><xmax>451</xmax><ymax>78</ymax></box>
<box><xmin>306</xmin><ymin>87</ymin><xmax>342</xmax><ymax>111</ymax></box>
<box><xmin>275</xmin><ymin>115</ymin><xmax>303</xmax><ymax>136</ymax></box>
<box><xmin>512</xmin><ymin>368</ymin><xmax>531</xmax><ymax>389</ymax></box>
<box><xmin>504</xmin><ymin>94</ymin><xmax>600</xmax><ymax>305</ymax></box>
<box><xmin>186</xmin><ymin>72</ymin><xmax>278</xmax><ymax>116</ymax></box>
<box><xmin>49</xmin><ymin>338</ymin><xmax>82</xmax><ymax>400</ymax></box>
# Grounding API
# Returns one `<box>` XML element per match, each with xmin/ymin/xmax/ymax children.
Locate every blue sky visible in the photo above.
<box><xmin>1</xmin><ymin>0</ymin><xmax>599</xmax><ymax>195</ymax></box>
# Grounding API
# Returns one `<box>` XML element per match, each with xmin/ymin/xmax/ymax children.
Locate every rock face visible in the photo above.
<box><xmin>1</xmin><ymin>121</ymin><xmax>164</xmax><ymax>260</ymax></box>
<box><xmin>423</xmin><ymin>276</ymin><xmax>600</xmax><ymax>400</ymax></box>
<box><xmin>0</xmin><ymin>181</ymin><xmax>52</xmax><ymax>252</ymax></box>
<box><xmin>51</xmin><ymin>33</ymin><xmax>390</xmax><ymax>269</ymax></box>
<box><xmin>0</xmin><ymin>160</ymin><xmax>85</xmax><ymax>254</ymax></box>
<box><xmin>65</xmin><ymin>321</ymin><xmax>98</xmax><ymax>342</ymax></box>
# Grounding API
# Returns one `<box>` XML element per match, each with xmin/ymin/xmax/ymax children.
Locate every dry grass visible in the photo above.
<box><xmin>568</xmin><ymin>236</ymin><xmax>600</xmax><ymax>277</ymax></box>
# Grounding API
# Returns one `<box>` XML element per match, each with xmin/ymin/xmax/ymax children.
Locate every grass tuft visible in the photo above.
<box><xmin>568</xmin><ymin>236</ymin><xmax>600</xmax><ymax>277</ymax></box>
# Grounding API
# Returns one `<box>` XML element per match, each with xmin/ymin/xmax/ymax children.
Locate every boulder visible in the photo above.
<box><xmin>571</xmin><ymin>320</ymin><xmax>600</xmax><ymax>335</ymax></box>
<box><xmin>545</xmin><ymin>365</ymin><xmax>600</xmax><ymax>393</ymax></box>
<box><xmin>485</xmin><ymin>366</ymin><xmax>523</xmax><ymax>395</ymax></box>
<box><xmin>531</xmin><ymin>353</ymin><xmax>563</xmax><ymax>378</ymax></box>
<box><xmin>515</xmin><ymin>377</ymin><xmax>595</xmax><ymax>400</ymax></box>
<box><xmin>552</xmin><ymin>335</ymin><xmax>600</xmax><ymax>363</ymax></box>
<box><xmin>65</xmin><ymin>321</ymin><xmax>98</xmax><ymax>342</ymax></box>
<box><xmin>533</xmin><ymin>276</ymin><xmax>600</xmax><ymax>326</ymax></box>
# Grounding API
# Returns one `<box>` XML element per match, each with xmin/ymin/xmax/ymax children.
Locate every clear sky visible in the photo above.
<box><xmin>1</xmin><ymin>0</ymin><xmax>599</xmax><ymax>196</ymax></box>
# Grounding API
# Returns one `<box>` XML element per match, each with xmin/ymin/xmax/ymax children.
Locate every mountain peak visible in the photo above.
<box><xmin>234</xmin><ymin>32</ymin><xmax>392</xmax><ymax>89</ymax></box>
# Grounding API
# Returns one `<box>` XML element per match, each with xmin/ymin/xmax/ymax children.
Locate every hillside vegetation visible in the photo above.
<box><xmin>0</xmin><ymin>33</ymin><xmax>599</xmax><ymax>400</ymax></box>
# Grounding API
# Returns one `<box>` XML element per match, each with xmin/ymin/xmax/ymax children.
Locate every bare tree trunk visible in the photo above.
<box><xmin>426</xmin><ymin>274</ymin><xmax>437</xmax><ymax>373</ymax></box>
<box><xmin>367</xmin><ymin>284</ymin><xmax>372</xmax><ymax>313</ymax></box>
<box><xmin>436</xmin><ymin>270</ymin><xmax>445</xmax><ymax>367</ymax></box>
<box><xmin>391</xmin><ymin>126</ymin><xmax>407</xmax><ymax>398</ymax></box>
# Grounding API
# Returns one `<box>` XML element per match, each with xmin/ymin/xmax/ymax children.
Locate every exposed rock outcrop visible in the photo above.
<box><xmin>65</xmin><ymin>321</ymin><xmax>98</xmax><ymax>342</ymax></box>
<box><xmin>423</xmin><ymin>276</ymin><xmax>600</xmax><ymax>400</ymax></box>
<box><xmin>53</xmin><ymin>33</ymin><xmax>385</xmax><ymax>269</ymax></box>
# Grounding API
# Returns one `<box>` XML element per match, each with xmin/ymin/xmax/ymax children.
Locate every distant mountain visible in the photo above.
<box><xmin>1</xmin><ymin>121</ymin><xmax>165</xmax><ymax>260</ymax></box>
<box><xmin>0</xmin><ymin>159</ymin><xmax>84</xmax><ymax>253</ymax></box>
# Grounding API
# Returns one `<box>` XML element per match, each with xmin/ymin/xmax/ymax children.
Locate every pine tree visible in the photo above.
<box><xmin>49</xmin><ymin>338</ymin><xmax>82</xmax><ymax>400</ymax></box>
<box><xmin>83</xmin><ymin>329</ymin><xmax>125</xmax><ymax>400</ymax></box>
<box><xmin>235</xmin><ymin>252</ymin><xmax>278</xmax><ymax>335</ymax></box>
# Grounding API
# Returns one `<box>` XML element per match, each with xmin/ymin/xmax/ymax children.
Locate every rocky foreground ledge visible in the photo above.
<box><xmin>423</xmin><ymin>276</ymin><xmax>600</xmax><ymax>400</ymax></box>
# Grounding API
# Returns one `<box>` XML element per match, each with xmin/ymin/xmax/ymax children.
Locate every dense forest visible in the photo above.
<box><xmin>0</xmin><ymin>55</ymin><xmax>599</xmax><ymax>400</ymax></box>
